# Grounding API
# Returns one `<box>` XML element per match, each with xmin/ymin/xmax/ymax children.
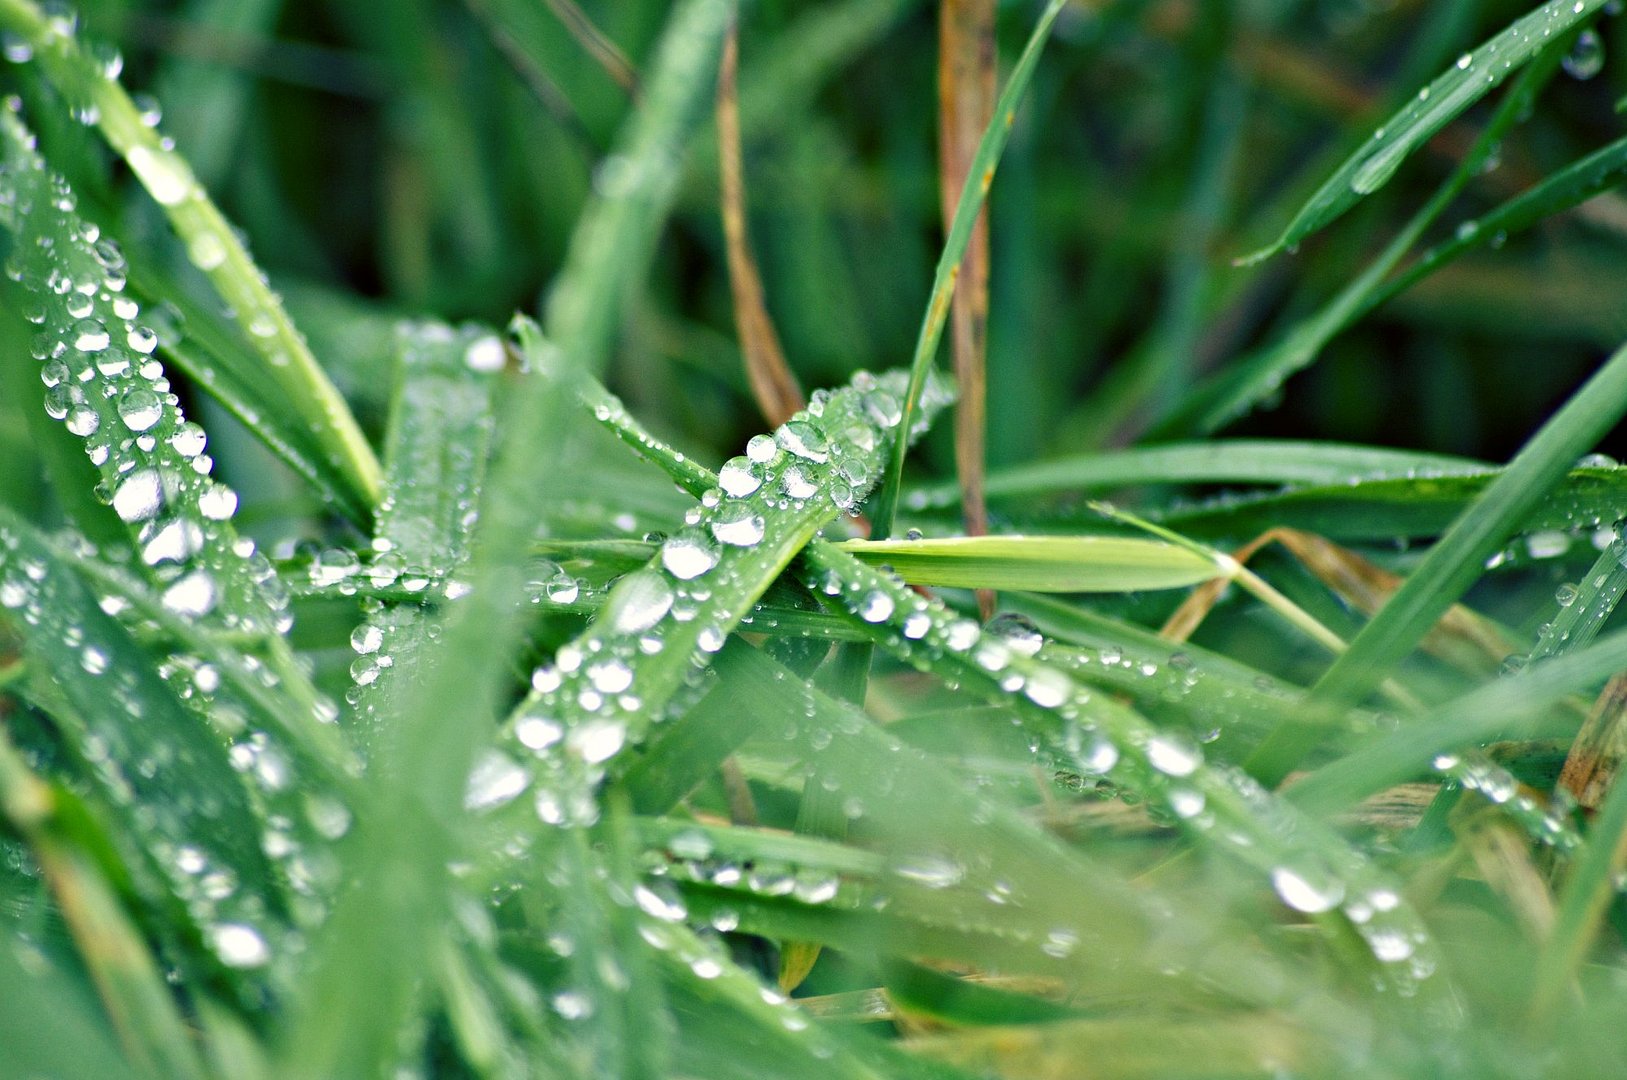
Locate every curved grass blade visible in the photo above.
<box><xmin>1248</xmin><ymin>340</ymin><xmax>1627</xmax><ymax>784</ymax></box>
<box><xmin>1240</xmin><ymin>0</ymin><xmax>1611</xmax><ymax>263</ymax></box>
<box><xmin>1164</xmin><ymin>37</ymin><xmax>1567</xmax><ymax>434</ymax></box>
<box><xmin>870</xmin><ymin>0</ymin><xmax>1067</xmax><ymax>539</ymax></box>
<box><xmin>1286</xmin><ymin>626</ymin><xmax>1627</xmax><ymax>815</ymax></box>
<box><xmin>0</xmin><ymin>0</ymin><xmax>384</xmax><ymax>511</ymax></box>
<box><xmin>906</xmin><ymin>440</ymin><xmax>1489</xmax><ymax>511</ymax></box>
<box><xmin>284</xmin><ymin>4</ymin><xmax>739</xmax><ymax>1070</ymax></box>
<box><xmin>836</xmin><ymin>534</ymin><xmax>1220</xmax><ymax>592</ymax></box>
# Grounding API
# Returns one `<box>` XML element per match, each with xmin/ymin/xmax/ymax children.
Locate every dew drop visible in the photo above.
<box><xmin>116</xmin><ymin>386</ymin><xmax>163</xmax><ymax>431</ymax></box>
<box><xmin>661</xmin><ymin>529</ymin><xmax>720</xmax><ymax>580</ymax></box>
<box><xmin>111</xmin><ymin>469</ymin><xmax>163</xmax><ymax>522</ymax></box>
<box><xmin>602</xmin><ymin>570</ymin><xmax>673</xmax><ymax>634</ymax></box>
<box><xmin>711</xmin><ymin>504</ymin><xmax>765</xmax><ymax>547</ymax></box>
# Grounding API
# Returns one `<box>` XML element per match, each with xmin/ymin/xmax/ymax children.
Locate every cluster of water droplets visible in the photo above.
<box><xmin>472</xmin><ymin>369</ymin><xmax>951</xmax><ymax>833</ymax></box>
<box><xmin>794</xmin><ymin>540</ymin><xmax>1443</xmax><ymax>988</ymax></box>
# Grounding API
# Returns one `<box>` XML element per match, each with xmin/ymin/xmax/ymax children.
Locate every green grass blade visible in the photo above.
<box><xmin>906</xmin><ymin>440</ymin><xmax>1487</xmax><ymax>511</ymax></box>
<box><xmin>870</xmin><ymin>0</ymin><xmax>1066</xmax><ymax>538</ymax></box>
<box><xmin>836</xmin><ymin>534</ymin><xmax>1220</xmax><ymax>592</ymax></box>
<box><xmin>1249</xmin><ymin>341</ymin><xmax>1627</xmax><ymax>784</ymax></box>
<box><xmin>282</xmin><ymin>3</ymin><xmax>738</xmax><ymax>1070</ymax></box>
<box><xmin>1240</xmin><ymin>0</ymin><xmax>1611</xmax><ymax>263</ymax></box>
<box><xmin>0</xmin><ymin>0</ymin><xmax>384</xmax><ymax>511</ymax></box>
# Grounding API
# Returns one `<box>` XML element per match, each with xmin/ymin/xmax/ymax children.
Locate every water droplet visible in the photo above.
<box><xmin>64</xmin><ymin>404</ymin><xmax>99</xmax><ymax>436</ymax></box>
<box><xmin>711</xmin><ymin>504</ymin><xmax>765</xmax><ymax>547</ymax></box>
<box><xmin>116</xmin><ymin>386</ymin><xmax>162</xmax><ymax>431</ymax></box>
<box><xmin>569</xmin><ymin>717</ymin><xmax>627</xmax><ymax>763</ymax></box>
<box><xmin>858</xmin><ymin>591</ymin><xmax>894</xmax><ymax>623</ymax></box>
<box><xmin>746</xmin><ymin>433</ymin><xmax>778</xmax><ymax>464</ymax></box>
<box><xmin>464</xmin><ymin>750</ymin><xmax>530</xmax><ymax>811</ymax></box>
<box><xmin>210</xmin><ymin>923</ymin><xmax>270</xmax><ymax>968</ymax></box>
<box><xmin>1270</xmin><ymin>865</ymin><xmax>1344</xmax><ymax>914</ymax></box>
<box><xmin>111</xmin><ymin>469</ymin><xmax>163</xmax><ymax>522</ymax></box>
<box><xmin>1564</xmin><ymin>28</ymin><xmax>1605</xmax><ymax>80</ymax></box>
<box><xmin>987</xmin><ymin>612</ymin><xmax>1043</xmax><ymax>656</ymax></box>
<box><xmin>463</xmin><ymin>334</ymin><xmax>506</xmax><ymax>372</ymax></box>
<box><xmin>197</xmin><ymin>484</ymin><xmax>237</xmax><ymax>521</ymax></box>
<box><xmin>718</xmin><ymin>457</ymin><xmax>762</xmax><ymax>498</ymax></box>
<box><xmin>1145</xmin><ymin>734</ymin><xmax>1200</xmax><ymax>777</ymax></box>
<box><xmin>661</xmin><ymin>528</ymin><xmax>720</xmax><ymax>580</ymax></box>
<box><xmin>602</xmin><ymin>570</ymin><xmax>673</xmax><ymax>634</ymax></box>
<box><xmin>780</xmin><ymin>464</ymin><xmax>817</xmax><ymax>500</ymax></box>
<box><xmin>161</xmin><ymin>571</ymin><xmax>217</xmax><ymax>616</ymax></box>
<box><xmin>351</xmin><ymin>623</ymin><xmax>384</xmax><ymax>654</ymax></box>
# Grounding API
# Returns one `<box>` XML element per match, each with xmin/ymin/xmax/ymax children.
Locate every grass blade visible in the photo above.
<box><xmin>836</xmin><ymin>534</ymin><xmax>1221</xmax><ymax>592</ymax></box>
<box><xmin>1241</xmin><ymin>0</ymin><xmax>1611</xmax><ymax>263</ymax></box>
<box><xmin>0</xmin><ymin>0</ymin><xmax>384</xmax><ymax>511</ymax></box>
<box><xmin>1249</xmin><ymin>340</ymin><xmax>1627</xmax><ymax>784</ymax></box>
<box><xmin>718</xmin><ymin>23</ymin><xmax>804</xmax><ymax>426</ymax></box>
<box><xmin>870</xmin><ymin>0</ymin><xmax>1067</xmax><ymax>539</ymax></box>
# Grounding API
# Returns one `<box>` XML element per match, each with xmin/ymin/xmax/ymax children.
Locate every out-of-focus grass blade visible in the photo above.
<box><xmin>0</xmin><ymin>0</ymin><xmax>384</xmax><ymax>511</ymax></box>
<box><xmin>907</xmin><ymin>440</ymin><xmax>1487</xmax><ymax>511</ymax></box>
<box><xmin>1240</xmin><ymin>0</ymin><xmax>1611</xmax><ymax>263</ymax></box>
<box><xmin>284</xmin><ymin>3</ymin><xmax>738</xmax><ymax>1071</ymax></box>
<box><xmin>0</xmin><ymin>730</ymin><xmax>203</xmax><ymax>1079</ymax></box>
<box><xmin>938</xmin><ymin>0</ymin><xmax>996</xmax><ymax>564</ymax></box>
<box><xmin>1530</xmin><ymin>755</ymin><xmax>1627</xmax><ymax>1019</ymax></box>
<box><xmin>1154</xmin><ymin>466</ymin><xmax>1627</xmax><ymax>544</ymax></box>
<box><xmin>1249</xmin><ymin>340</ymin><xmax>1627</xmax><ymax>784</ymax></box>
<box><xmin>836</xmin><ymin>535</ymin><xmax>1220</xmax><ymax>592</ymax></box>
<box><xmin>1287</xmin><ymin>626</ymin><xmax>1627</xmax><ymax>815</ymax></box>
<box><xmin>908</xmin><ymin>1014</ymin><xmax>1311</xmax><ymax>1079</ymax></box>
<box><xmin>0</xmin><ymin>924</ymin><xmax>138</xmax><ymax>1080</ymax></box>
<box><xmin>871</xmin><ymin>0</ymin><xmax>1067</xmax><ymax>538</ymax></box>
<box><xmin>0</xmin><ymin>509</ymin><xmax>294</xmax><ymax>977</ymax></box>
<box><xmin>718</xmin><ymin>24</ymin><xmax>803</xmax><ymax>427</ymax></box>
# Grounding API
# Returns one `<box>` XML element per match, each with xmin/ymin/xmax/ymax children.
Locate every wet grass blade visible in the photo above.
<box><xmin>1249</xmin><ymin>341</ymin><xmax>1627</xmax><ymax>784</ymax></box>
<box><xmin>907</xmin><ymin>440</ymin><xmax>1488</xmax><ymax>511</ymax></box>
<box><xmin>0</xmin><ymin>729</ymin><xmax>205</xmax><ymax>1079</ymax></box>
<box><xmin>1241</xmin><ymin>0</ymin><xmax>1611</xmax><ymax>263</ymax></box>
<box><xmin>283</xmin><ymin>4</ymin><xmax>738</xmax><ymax>1071</ymax></box>
<box><xmin>870</xmin><ymin>0</ymin><xmax>1067</xmax><ymax>539</ymax></box>
<box><xmin>0</xmin><ymin>0</ymin><xmax>384</xmax><ymax>511</ymax></box>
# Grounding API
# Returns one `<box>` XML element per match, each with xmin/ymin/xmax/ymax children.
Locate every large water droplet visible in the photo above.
<box><xmin>1564</xmin><ymin>28</ymin><xmax>1605</xmax><ymax>80</ymax></box>
<box><xmin>116</xmin><ymin>386</ymin><xmax>163</xmax><ymax>431</ymax></box>
<box><xmin>661</xmin><ymin>528</ymin><xmax>720</xmax><ymax>580</ymax></box>
<box><xmin>602</xmin><ymin>570</ymin><xmax>673</xmax><ymax>634</ymax></box>
<box><xmin>111</xmin><ymin>469</ymin><xmax>163</xmax><ymax>522</ymax></box>
<box><xmin>711</xmin><ymin>504</ymin><xmax>765</xmax><ymax>547</ymax></box>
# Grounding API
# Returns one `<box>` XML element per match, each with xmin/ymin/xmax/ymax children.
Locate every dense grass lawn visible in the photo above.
<box><xmin>6</xmin><ymin>1</ymin><xmax>1627</xmax><ymax>1076</ymax></box>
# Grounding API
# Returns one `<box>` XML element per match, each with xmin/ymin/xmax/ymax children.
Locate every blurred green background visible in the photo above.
<box><xmin>9</xmin><ymin>0</ymin><xmax>1627</xmax><ymax>478</ymax></box>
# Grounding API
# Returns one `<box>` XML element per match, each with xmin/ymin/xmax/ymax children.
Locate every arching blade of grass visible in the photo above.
<box><xmin>1240</xmin><ymin>0</ymin><xmax>1610</xmax><ymax>263</ymax></box>
<box><xmin>836</xmin><ymin>534</ymin><xmax>1221</xmax><ymax>592</ymax></box>
<box><xmin>1161</xmin><ymin>38</ymin><xmax>1566</xmax><ymax>435</ymax></box>
<box><xmin>906</xmin><ymin>440</ymin><xmax>1488</xmax><ymax>511</ymax></box>
<box><xmin>1248</xmin><ymin>340</ymin><xmax>1627</xmax><ymax>785</ymax></box>
<box><xmin>870</xmin><ymin>0</ymin><xmax>1067</xmax><ymax>539</ymax></box>
<box><xmin>283</xmin><ymin>3</ymin><xmax>738</xmax><ymax>1071</ymax></box>
<box><xmin>0</xmin><ymin>0</ymin><xmax>384</xmax><ymax>512</ymax></box>
<box><xmin>0</xmin><ymin>729</ymin><xmax>204</xmax><ymax>1080</ymax></box>
<box><xmin>1138</xmin><ymin>465</ymin><xmax>1627</xmax><ymax>545</ymax></box>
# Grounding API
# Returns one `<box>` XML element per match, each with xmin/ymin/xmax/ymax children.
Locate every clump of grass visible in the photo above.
<box><xmin>7</xmin><ymin>1</ymin><xmax>1627</xmax><ymax>1077</ymax></box>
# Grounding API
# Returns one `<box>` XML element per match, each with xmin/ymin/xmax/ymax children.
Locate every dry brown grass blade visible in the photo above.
<box><xmin>1161</xmin><ymin>527</ymin><xmax>1518</xmax><ymax>675</ymax></box>
<box><xmin>1559</xmin><ymin>672</ymin><xmax>1627</xmax><ymax>810</ymax></box>
<box><xmin>542</xmin><ymin>0</ymin><xmax>640</xmax><ymax>98</ymax></box>
<box><xmin>939</xmin><ymin>0</ymin><xmax>996</xmax><ymax>618</ymax></box>
<box><xmin>717</xmin><ymin>25</ymin><xmax>805</xmax><ymax>427</ymax></box>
